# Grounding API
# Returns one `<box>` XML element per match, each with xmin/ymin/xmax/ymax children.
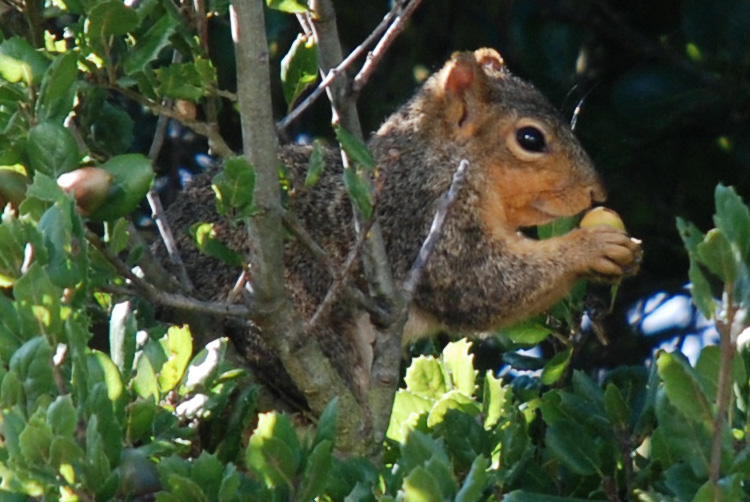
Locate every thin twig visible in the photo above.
<box><xmin>710</xmin><ymin>291</ymin><xmax>737</xmax><ymax>486</ymax></box>
<box><xmin>88</xmin><ymin>230</ymin><xmax>251</xmax><ymax>318</ymax></box>
<box><xmin>276</xmin><ymin>0</ymin><xmax>410</xmax><ymax>131</ymax></box>
<box><xmin>143</xmin><ymin>52</ymin><xmax>195</xmax><ymax>291</ymax></box>
<box><xmin>352</xmin><ymin>0</ymin><xmax>425</xmax><ymax>93</ymax></box>
<box><xmin>110</xmin><ymin>84</ymin><xmax>236</xmax><ymax>158</ymax></box>
<box><xmin>402</xmin><ymin>159</ymin><xmax>469</xmax><ymax>302</ymax></box>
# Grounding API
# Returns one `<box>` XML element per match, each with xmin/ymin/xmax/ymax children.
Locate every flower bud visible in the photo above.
<box><xmin>57</xmin><ymin>167</ymin><xmax>113</xmax><ymax>216</ymax></box>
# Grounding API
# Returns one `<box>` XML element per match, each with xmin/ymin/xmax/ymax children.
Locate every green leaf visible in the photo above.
<box><xmin>687</xmin><ymin>260</ymin><xmax>718</xmax><ymax>319</ymax></box>
<box><xmin>14</xmin><ymin>263</ymin><xmax>64</xmax><ymax>340</ymax></box>
<box><xmin>26</xmin><ymin>121</ymin><xmax>79</xmax><ymax>176</ymax></box>
<box><xmin>109</xmin><ymin>301</ymin><xmax>136</xmax><ymax>375</ymax></box>
<box><xmin>500</xmin><ymin>319</ymin><xmax>551</xmax><ymax>345</ymax></box>
<box><xmin>603</xmin><ymin>383</ymin><xmax>630</xmax><ymax>429</ymax></box>
<box><xmin>677</xmin><ymin>217</ymin><xmax>705</xmax><ymax>257</ymax></box>
<box><xmin>38</xmin><ymin>198</ymin><xmax>87</xmax><ymax>288</ymax></box>
<box><xmin>162</xmin><ymin>473</ymin><xmax>209</xmax><ymax>502</ymax></box>
<box><xmin>401</xmin><ymin>466</ymin><xmax>444</xmax><ymax>502</ymax></box>
<box><xmin>280</xmin><ymin>34</ymin><xmax>318</xmax><ymax>107</ymax></box>
<box><xmin>399</xmin><ymin>429</ymin><xmax>450</xmax><ymax>472</ymax></box>
<box><xmin>212</xmin><ymin>157</ymin><xmax>256</xmax><ymax>217</ymax></box>
<box><xmin>442</xmin><ymin>339</ymin><xmax>477</xmax><ymax>396</ymax></box>
<box><xmin>158</xmin><ymin>325</ymin><xmax>193</xmax><ymax>393</ymax></box>
<box><xmin>36</xmin><ymin>51</ymin><xmax>78</xmax><ymax>121</ymax></box>
<box><xmin>155</xmin><ymin>58</ymin><xmax>216</xmax><ymax>101</ymax></box>
<box><xmin>335</xmin><ymin>126</ymin><xmax>376</xmax><ymax>171</ymax></box>
<box><xmin>134</xmin><ymin>353</ymin><xmax>160</xmax><ymax>401</ymax></box>
<box><xmin>47</xmin><ymin>394</ymin><xmax>77</xmax><ymax>437</ymax></box>
<box><xmin>503</xmin><ymin>492</ymin><xmax>607</xmax><ymax>502</ymax></box>
<box><xmin>387</xmin><ymin>390</ymin><xmax>432</xmax><ymax>443</ymax></box>
<box><xmin>540</xmin><ymin>347</ymin><xmax>572</xmax><ymax>385</ymax></box>
<box><xmin>92</xmin><ymin>350</ymin><xmax>124</xmax><ymax>402</ymax></box>
<box><xmin>266</xmin><ymin>0</ymin><xmax>309</xmax><ymax>13</ymax></box>
<box><xmin>404</xmin><ymin>356</ymin><xmax>448</xmax><ymax>399</ymax></box>
<box><xmin>343</xmin><ymin>167</ymin><xmax>373</xmax><ymax>219</ymax></box>
<box><xmin>123</xmin><ymin>14</ymin><xmax>180</xmax><ymax>74</ymax></box>
<box><xmin>696</xmin><ymin>228</ymin><xmax>738</xmax><ymax>283</ymax></box>
<box><xmin>545</xmin><ymin>419</ymin><xmax>601</xmax><ymax>476</ymax></box>
<box><xmin>88</xmin><ymin>101</ymin><xmax>135</xmax><ymax>155</ymax></box>
<box><xmin>246</xmin><ymin>412</ymin><xmax>301</xmax><ymax>488</ymax></box>
<box><xmin>191</xmin><ymin>452</ymin><xmax>224</xmax><ymax>498</ymax></box>
<box><xmin>656</xmin><ymin>351</ymin><xmax>713</xmax><ymax>428</ymax></box>
<box><xmin>304</xmin><ymin>140</ymin><xmax>326</xmax><ymax>188</ymax></box>
<box><xmin>19</xmin><ymin>421</ymin><xmax>53</xmax><ymax>465</ymax></box>
<box><xmin>714</xmin><ymin>184</ymin><xmax>750</xmax><ymax>261</ymax></box>
<box><xmin>189</xmin><ymin>223</ymin><xmax>244</xmax><ymax>267</ymax></box>
<box><xmin>298</xmin><ymin>439</ymin><xmax>333</xmax><ymax>501</ymax></box>
<box><xmin>88</xmin><ymin>154</ymin><xmax>154</xmax><ymax>221</ymax></box>
<box><xmin>86</xmin><ymin>1</ymin><xmax>139</xmax><ymax>49</ymax></box>
<box><xmin>9</xmin><ymin>337</ymin><xmax>56</xmax><ymax>414</ymax></box>
<box><xmin>482</xmin><ymin>371</ymin><xmax>508</xmax><ymax>429</ymax></box>
<box><xmin>455</xmin><ymin>455</ymin><xmax>490</xmax><ymax>502</ymax></box>
<box><xmin>427</xmin><ymin>390</ymin><xmax>479</xmax><ymax>428</ymax></box>
<box><xmin>314</xmin><ymin>398</ymin><xmax>338</xmax><ymax>447</ymax></box>
<box><xmin>0</xmin><ymin>37</ymin><xmax>49</xmax><ymax>85</ymax></box>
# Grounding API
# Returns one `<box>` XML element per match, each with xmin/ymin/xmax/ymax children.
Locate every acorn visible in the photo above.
<box><xmin>57</xmin><ymin>167</ymin><xmax>113</xmax><ymax>216</ymax></box>
<box><xmin>579</xmin><ymin>207</ymin><xmax>626</xmax><ymax>232</ymax></box>
<box><xmin>0</xmin><ymin>170</ymin><xmax>30</xmax><ymax>209</ymax></box>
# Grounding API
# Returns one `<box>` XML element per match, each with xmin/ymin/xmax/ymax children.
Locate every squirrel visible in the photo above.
<box><xmin>162</xmin><ymin>48</ymin><xmax>641</xmax><ymax>398</ymax></box>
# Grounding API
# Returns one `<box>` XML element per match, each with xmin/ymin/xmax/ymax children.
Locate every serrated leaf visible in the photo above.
<box><xmin>545</xmin><ymin>419</ymin><xmax>601</xmax><ymax>476</ymax></box>
<box><xmin>482</xmin><ymin>371</ymin><xmax>508</xmax><ymax>429</ymax></box>
<box><xmin>123</xmin><ymin>13</ymin><xmax>179</xmax><ymax>74</ymax></box>
<box><xmin>656</xmin><ymin>351</ymin><xmax>713</xmax><ymax>428</ymax></box>
<box><xmin>387</xmin><ymin>389</ymin><xmax>432</xmax><ymax>443</ymax></box>
<box><xmin>687</xmin><ymin>260</ymin><xmax>718</xmax><ymax>318</ymax></box>
<box><xmin>266</xmin><ymin>0</ymin><xmax>309</xmax><ymax>13</ymax></box>
<box><xmin>442</xmin><ymin>339</ymin><xmax>477</xmax><ymax>396</ymax></box>
<box><xmin>540</xmin><ymin>347</ymin><xmax>572</xmax><ymax>385</ymax></box>
<box><xmin>189</xmin><ymin>222</ymin><xmax>244</xmax><ymax>267</ymax></box>
<box><xmin>281</xmin><ymin>34</ymin><xmax>318</xmax><ymax>107</ymax></box>
<box><xmin>402</xmin><ymin>466</ymin><xmax>444</xmax><ymax>502</ymax></box>
<box><xmin>335</xmin><ymin>126</ymin><xmax>376</xmax><ymax>171</ymax></box>
<box><xmin>212</xmin><ymin>157</ymin><xmax>255</xmax><ymax>217</ymax></box>
<box><xmin>88</xmin><ymin>153</ymin><xmax>154</xmax><ymax>221</ymax></box>
<box><xmin>304</xmin><ymin>140</ymin><xmax>326</xmax><ymax>188</ymax></box>
<box><xmin>427</xmin><ymin>390</ymin><xmax>479</xmax><ymax>428</ymax></box>
<box><xmin>714</xmin><ymin>184</ymin><xmax>750</xmax><ymax>260</ymax></box>
<box><xmin>26</xmin><ymin>121</ymin><xmax>79</xmax><ymax>176</ymax></box>
<box><xmin>400</xmin><ymin>429</ymin><xmax>450</xmax><ymax>472</ymax></box>
<box><xmin>455</xmin><ymin>455</ymin><xmax>490</xmax><ymax>502</ymax></box>
<box><xmin>19</xmin><ymin>421</ymin><xmax>53</xmax><ymax>465</ymax></box>
<box><xmin>404</xmin><ymin>356</ymin><xmax>448</xmax><ymax>399</ymax></box>
<box><xmin>47</xmin><ymin>394</ymin><xmax>77</xmax><ymax>437</ymax></box>
<box><xmin>191</xmin><ymin>452</ymin><xmax>224</xmax><ymax>498</ymax></box>
<box><xmin>155</xmin><ymin>59</ymin><xmax>216</xmax><ymax>101</ymax></box>
<box><xmin>696</xmin><ymin>228</ymin><xmax>738</xmax><ymax>282</ymax></box>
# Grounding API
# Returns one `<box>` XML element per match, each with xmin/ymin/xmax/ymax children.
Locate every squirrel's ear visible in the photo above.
<box><xmin>473</xmin><ymin>48</ymin><xmax>505</xmax><ymax>73</ymax></box>
<box><xmin>442</xmin><ymin>52</ymin><xmax>479</xmax><ymax>98</ymax></box>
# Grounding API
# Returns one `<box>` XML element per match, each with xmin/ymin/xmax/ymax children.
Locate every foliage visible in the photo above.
<box><xmin>0</xmin><ymin>0</ymin><xmax>749</xmax><ymax>500</ymax></box>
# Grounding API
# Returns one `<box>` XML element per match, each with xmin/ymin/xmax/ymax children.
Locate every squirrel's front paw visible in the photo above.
<box><xmin>574</xmin><ymin>226</ymin><xmax>642</xmax><ymax>280</ymax></box>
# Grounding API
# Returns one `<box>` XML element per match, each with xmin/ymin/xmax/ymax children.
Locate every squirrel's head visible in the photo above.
<box><xmin>427</xmin><ymin>48</ymin><xmax>606</xmax><ymax>233</ymax></box>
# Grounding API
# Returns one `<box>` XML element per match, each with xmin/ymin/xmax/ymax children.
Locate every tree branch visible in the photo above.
<box><xmin>230</xmin><ymin>0</ymin><xmax>363</xmax><ymax>452</ymax></box>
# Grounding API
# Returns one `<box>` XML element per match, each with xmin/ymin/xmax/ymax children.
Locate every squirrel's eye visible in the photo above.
<box><xmin>516</xmin><ymin>126</ymin><xmax>547</xmax><ymax>153</ymax></box>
